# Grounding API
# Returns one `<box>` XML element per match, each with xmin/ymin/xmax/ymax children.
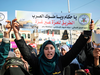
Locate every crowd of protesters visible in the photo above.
<box><xmin>0</xmin><ymin>18</ymin><xmax>100</xmax><ymax>75</ymax></box>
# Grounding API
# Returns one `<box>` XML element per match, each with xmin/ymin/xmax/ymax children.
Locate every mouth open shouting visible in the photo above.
<box><xmin>44</xmin><ymin>44</ymin><xmax>55</xmax><ymax>59</ymax></box>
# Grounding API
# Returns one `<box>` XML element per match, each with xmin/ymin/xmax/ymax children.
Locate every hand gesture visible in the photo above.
<box><xmin>93</xmin><ymin>48</ymin><xmax>100</xmax><ymax>66</ymax></box>
<box><xmin>12</xmin><ymin>18</ymin><xmax>20</xmax><ymax>34</ymax></box>
<box><xmin>4</xmin><ymin>20</ymin><xmax>12</xmax><ymax>38</ymax></box>
<box><xmin>89</xmin><ymin>19</ymin><xmax>94</xmax><ymax>30</ymax></box>
<box><xmin>12</xmin><ymin>18</ymin><xmax>21</xmax><ymax>40</ymax></box>
<box><xmin>93</xmin><ymin>48</ymin><xmax>100</xmax><ymax>59</ymax></box>
<box><xmin>82</xmin><ymin>19</ymin><xmax>95</xmax><ymax>38</ymax></box>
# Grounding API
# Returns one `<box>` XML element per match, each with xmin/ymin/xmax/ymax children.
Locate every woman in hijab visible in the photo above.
<box><xmin>3</xmin><ymin>48</ymin><xmax>30</xmax><ymax>75</ymax></box>
<box><xmin>61</xmin><ymin>45</ymin><xmax>81</xmax><ymax>75</ymax></box>
<box><xmin>61</xmin><ymin>45</ymin><xmax>81</xmax><ymax>68</ymax></box>
<box><xmin>4</xmin><ymin>57</ymin><xmax>30</xmax><ymax>75</ymax></box>
<box><xmin>12</xmin><ymin>18</ymin><xmax>94</xmax><ymax>75</ymax></box>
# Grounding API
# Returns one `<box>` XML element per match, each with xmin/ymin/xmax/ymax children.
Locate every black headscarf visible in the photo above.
<box><xmin>4</xmin><ymin>57</ymin><xmax>30</xmax><ymax>75</ymax></box>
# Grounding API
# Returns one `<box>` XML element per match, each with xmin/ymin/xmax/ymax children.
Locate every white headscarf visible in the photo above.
<box><xmin>61</xmin><ymin>45</ymin><xmax>69</xmax><ymax>52</ymax></box>
<box><xmin>8</xmin><ymin>51</ymin><xmax>16</xmax><ymax>57</ymax></box>
<box><xmin>61</xmin><ymin>45</ymin><xmax>81</xmax><ymax>69</ymax></box>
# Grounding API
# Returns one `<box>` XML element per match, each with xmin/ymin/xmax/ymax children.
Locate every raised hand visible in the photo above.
<box><xmin>12</xmin><ymin>18</ymin><xmax>20</xmax><ymax>34</ymax></box>
<box><xmin>4</xmin><ymin>20</ymin><xmax>12</xmax><ymax>38</ymax></box>
<box><xmin>93</xmin><ymin>48</ymin><xmax>100</xmax><ymax>66</ymax></box>
<box><xmin>93</xmin><ymin>48</ymin><xmax>100</xmax><ymax>59</ymax></box>
<box><xmin>89</xmin><ymin>19</ymin><xmax>94</xmax><ymax>30</ymax></box>
<box><xmin>12</xmin><ymin>18</ymin><xmax>21</xmax><ymax>40</ymax></box>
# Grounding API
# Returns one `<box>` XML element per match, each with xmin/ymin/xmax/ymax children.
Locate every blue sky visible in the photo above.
<box><xmin>0</xmin><ymin>0</ymin><xmax>99</xmax><ymax>26</ymax></box>
<box><xmin>0</xmin><ymin>0</ymin><xmax>99</xmax><ymax>22</ymax></box>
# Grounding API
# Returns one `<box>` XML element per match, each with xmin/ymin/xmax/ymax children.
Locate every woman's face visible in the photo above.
<box><xmin>44</xmin><ymin>44</ymin><xmax>55</xmax><ymax>59</ymax></box>
<box><xmin>15</xmin><ymin>51</ymin><xmax>21</xmax><ymax>58</ymax></box>
<box><xmin>61</xmin><ymin>48</ymin><xmax>67</xmax><ymax>56</ymax></box>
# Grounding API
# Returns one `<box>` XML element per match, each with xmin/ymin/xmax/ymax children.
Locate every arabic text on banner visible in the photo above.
<box><xmin>15</xmin><ymin>10</ymin><xmax>91</xmax><ymax>30</ymax></box>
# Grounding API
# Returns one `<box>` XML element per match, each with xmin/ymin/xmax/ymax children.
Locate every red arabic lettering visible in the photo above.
<box><xmin>35</xmin><ymin>19</ymin><xmax>75</xmax><ymax>26</ymax></box>
<box><xmin>35</xmin><ymin>19</ymin><xmax>43</xmax><ymax>25</ymax></box>
<box><xmin>52</xmin><ymin>20</ymin><xmax>55</xmax><ymax>24</ymax></box>
<box><xmin>52</xmin><ymin>20</ymin><xmax>61</xmax><ymax>25</ymax></box>
<box><xmin>62</xmin><ymin>20</ymin><xmax>75</xmax><ymax>26</ymax></box>
<box><xmin>44</xmin><ymin>21</ymin><xmax>51</xmax><ymax>25</ymax></box>
<box><xmin>35</xmin><ymin>19</ymin><xmax>38</xmax><ymax>23</ymax></box>
<box><xmin>66</xmin><ymin>21</ymin><xmax>75</xmax><ymax>26</ymax></box>
<box><xmin>62</xmin><ymin>20</ymin><xmax>67</xmax><ymax>26</ymax></box>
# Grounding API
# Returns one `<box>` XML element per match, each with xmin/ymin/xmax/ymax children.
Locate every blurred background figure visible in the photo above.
<box><xmin>14</xmin><ymin>48</ymin><xmax>29</xmax><ymax>72</ymax></box>
<box><xmin>7</xmin><ymin>50</ymin><xmax>16</xmax><ymax>57</ymax></box>
<box><xmin>61</xmin><ymin>45</ymin><xmax>81</xmax><ymax>75</ymax></box>
<box><xmin>75</xmin><ymin>69</ymin><xmax>91</xmax><ymax>75</ymax></box>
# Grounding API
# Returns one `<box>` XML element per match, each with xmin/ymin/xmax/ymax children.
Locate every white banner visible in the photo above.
<box><xmin>16</xmin><ymin>10</ymin><xmax>91</xmax><ymax>30</ymax></box>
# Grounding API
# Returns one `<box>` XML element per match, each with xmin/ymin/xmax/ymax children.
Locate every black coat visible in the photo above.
<box><xmin>77</xmin><ymin>42</ymin><xmax>100</xmax><ymax>75</ymax></box>
<box><xmin>77</xmin><ymin>42</ymin><xmax>94</xmax><ymax>68</ymax></box>
<box><xmin>15</xmin><ymin>34</ymin><xmax>89</xmax><ymax>75</ymax></box>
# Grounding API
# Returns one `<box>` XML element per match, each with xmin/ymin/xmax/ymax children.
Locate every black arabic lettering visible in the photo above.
<box><xmin>67</xmin><ymin>14</ymin><xmax>72</xmax><ymax>19</ymax></box>
<box><xmin>45</xmin><ymin>14</ymin><xmax>50</xmax><ymax>19</ymax></box>
<box><xmin>36</xmin><ymin>15</ymin><xmax>43</xmax><ymax>18</ymax></box>
<box><xmin>32</xmin><ymin>14</ymin><xmax>44</xmax><ymax>19</ymax></box>
<box><xmin>56</xmin><ymin>15</ymin><xmax>64</xmax><ymax>20</ymax></box>
<box><xmin>49</xmin><ymin>15</ymin><xmax>55</xmax><ymax>18</ymax></box>
<box><xmin>33</xmin><ymin>14</ymin><xmax>77</xmax><ymax>20</ymax></box>
<box><xmin>73</xmin><ymin>15</ymin><xmax>77</xmax><ymax>20</ymax></box>
<box><xmin>32</xmin><ymin>15</ymin><xmax>35</xmax><ymax>19</ymax></box>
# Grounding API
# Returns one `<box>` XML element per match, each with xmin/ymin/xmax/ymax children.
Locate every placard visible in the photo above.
<box><xmin>0</xmin><ymin>11</ymin><xmax>7</xmax><ymax>32</ymax></box>
<box><xmin>16</xmin><ymin>10</ymin><xmax>91</xmax><ymax>30</ymax></box>
<box><xmin>92</xmin><ymin>29</ymin><xmax>100</xmax><ymax>48</ymax></box>
<box><xmin>94</xmin><ymin>20</ymin><xmax>100</xmax><ymax>30</ymax></box>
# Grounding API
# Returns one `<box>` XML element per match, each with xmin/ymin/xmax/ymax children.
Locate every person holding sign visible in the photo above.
<box><xmin>12</xmin><ymin>18</ymin><xmax>94</xmax><ymax>75</ymax></box>
<box><xmin>77</xmin><ymin>20</ymin><xmax>100</xmax><ymax>75</ymax></box>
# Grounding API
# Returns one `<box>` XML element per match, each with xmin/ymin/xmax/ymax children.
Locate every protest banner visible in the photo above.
<box><xmin>0</xmin><ymin>11</ymin><xmax>7</xmax><ymax>32</ymax></box>
<box><xmin>15</xmin><ymin>10</ymin><xmax>91</xmax><ymax>30</ymax></box>
<box><xmin>92</xmin><ymin>20</ymin><xmax>100</xmax><ymax>48</ymax></box>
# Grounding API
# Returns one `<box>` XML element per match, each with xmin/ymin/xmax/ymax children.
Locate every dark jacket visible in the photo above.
<box><xmin>4</xmin><ymin>57</ymin><xmax>30</xmax><ymax>75</ymax></box>
<box><xmin>77</xmin><ymin>42</ymin><xmax>100</xmax><ymax>75</ymax></box>
<box><xmin>93</xmin><ymin>65</ymin><xmax>100</xmax><ymax>75</ymax></box>
<box><xmin>77</xmin><ymin>42</ymin><xmax>94</xmax><ymax>69</ymax></box>
<box><xmin>15</xmin><ymin>34</ymin><xmax>89</xmax><ymax>75</ymax></box>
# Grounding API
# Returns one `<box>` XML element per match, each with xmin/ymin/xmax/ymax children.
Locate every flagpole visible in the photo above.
<box><xmin>67</xmin><ymin>0</ymin><xmax>72</xmax><ymax>45</ymax></box>
<box><xmin>68</xmin><ymin>0</ymin><xmax>70</xmax><ymax>13</ymax></box>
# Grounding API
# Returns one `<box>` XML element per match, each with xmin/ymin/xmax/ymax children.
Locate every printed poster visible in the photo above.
<box><xmin>92</xmin><ymin>20</ymin><xmax>100</xmax><ymax>48</ymax></box>
<box><xmin>94</xmin><ymin>20</ymin><xmax>100</xmax><ymax>30</ymax></box>
<box><xmin>15</xmin><ymin>10</ymin><xmax>91</xmax><ymax>30</ymax></box>
<box><xmin>0</xmin><ymin>11</ymin><xmax>7</xmax><ymax>32</ymax></box>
